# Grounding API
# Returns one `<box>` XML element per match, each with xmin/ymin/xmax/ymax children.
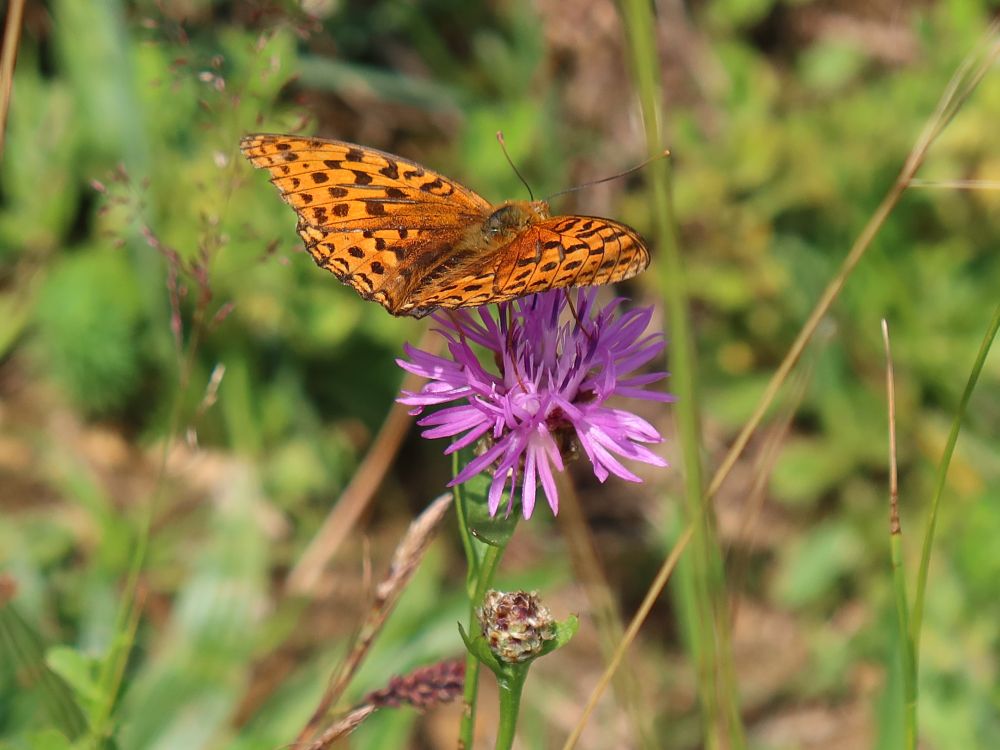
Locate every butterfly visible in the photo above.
<box><xmin>240</xmin><ymin>134</ymin><xmax>650</xmax><ymax>317</ymax></box>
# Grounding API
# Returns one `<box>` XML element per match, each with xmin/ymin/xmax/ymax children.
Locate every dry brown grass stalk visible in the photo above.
<box><xmin>295</xmin><ymin>491</ymin><xmax>453</xmax><ymax>744</ymax></box>
<box><xmin>0</xmin><ymin>0</ymin><xmax>26</xmax><ymax>158</ymax></box>
<box><xmin>286</xmin><ymin>326</ymin><xmax>441</xmax><ymax>596</ymax></box>
<box><xmin>567</xmin><ymin>19</ymin><xmax>1000</xmax><ymax>748</ymax></box>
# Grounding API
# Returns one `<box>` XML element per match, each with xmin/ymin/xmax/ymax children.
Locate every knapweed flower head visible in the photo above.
<box><xmin>397</xmin><ymin>289</ymin><xmax>672</xmax><ymax>519</ymax></box>
<box><xmin>478</xmin><ymin>590</ymin><xmax>555</xmax><ymax>664</ymax></box>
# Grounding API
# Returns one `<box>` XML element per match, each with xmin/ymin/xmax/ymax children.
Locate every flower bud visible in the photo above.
<box><xmin>478</xmin><ymin>590</ymin><xmax>556</xmax><ymax>664</ymax></box>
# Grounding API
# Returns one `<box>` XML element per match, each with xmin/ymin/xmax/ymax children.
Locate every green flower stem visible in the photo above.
<box><xmin>458</xmin><ymin>542</ymin><xmax>504</xmax><ymax>747</ymax></box>
<box><xmin>911</xmin><ymin>302</ymin><xmax>1000</xmax><ymax>673</ymax></box>
<box><xmin>883</xmin><ymin>321</ymin><xmax>916</xmax><ymax>750</ymax></box>
<box><xmin>890</xmin><ymin>531</ymin><xmax>916</xmax><ymax>750</ymax></box>
<box><xmin>453</xmin><ymin>446</ymin><xmax>518</xmax><ymax>748</ymax></box>
<box><xmin>494</xmin><ymin>668</ymin><xmax>528</xmax><ymax>750</ymax></box>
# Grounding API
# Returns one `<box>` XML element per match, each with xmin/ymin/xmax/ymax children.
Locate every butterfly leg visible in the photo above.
<box><xmin>562</xmin><ymin>288</ymin><xmax>596</xmax><ymax>342</ymax></box>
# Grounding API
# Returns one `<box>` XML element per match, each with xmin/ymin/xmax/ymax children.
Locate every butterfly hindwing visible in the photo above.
<box><xmin>491</xmin><ymin>216</ymin><xmax>649</xmax><ymax>299</ymax></box>
<box><xmin>404</xmin><ymin>215</ymin><xmax>650</xmax><ymax>311</ymax></box>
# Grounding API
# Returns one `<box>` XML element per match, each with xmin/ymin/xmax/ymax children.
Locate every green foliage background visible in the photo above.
<box><xmin>1</xmin><ymin>0</ymin><xmax>998</xmax><ymax>748</ymax></box>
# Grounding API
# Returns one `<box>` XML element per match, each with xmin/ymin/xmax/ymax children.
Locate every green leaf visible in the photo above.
<box><xmin>771</xmin><ymin>437</ymin><xmax>854</xmax><ymax>506</ymax></box>
<box><xmin>0</xmin><ymin>601</ymin><xmax>88</xmax><ymax>739</ymax></box>
<box><xmin>34</xmin><ymin>247</ymin><xmax>145</xmax><ymax>416</ymax></box>
<box><xmin>458</xmin><ymin>622</ymin><xmax>503</xmax><ymax>677</ymax></box>
<box><xmin>45</xmin><ymin>647</ymin><xmax>102</xmax><ymax>710</ymax></box>
<box><xmin>773</xmin><ymin>521</ymin><xmax>863</xmax><ymax>608</ymax></box>
<box><xmin>454</xmin><ymin>444</ymin><xmax>518</xmax><ymax>549</ymax></box>
<box><xmin>541</xmin><ymin>615</ymin><xmax>579</xmax><ymax>656</ymax></box>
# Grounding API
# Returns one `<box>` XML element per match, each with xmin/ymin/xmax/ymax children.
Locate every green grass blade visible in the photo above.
<box><xmin>910</xmin><ymin>301</ymin><xmax>1000</xmax><ymax>662</ymax></box>
<box><xmin>617</xmin><ymin>1</ymin><xmax>743</xmax><ymax>746</ymax></box>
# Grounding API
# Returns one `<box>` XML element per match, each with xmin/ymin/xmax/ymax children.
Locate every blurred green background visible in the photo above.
<box><xmin>1</xmin><ymin>0</ymin><xmax>999</xmax><ymax>748</ymax></box>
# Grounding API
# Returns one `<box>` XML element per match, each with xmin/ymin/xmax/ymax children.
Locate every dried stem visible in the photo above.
<box><xmin>883</xmin><ymin>321</ymin><xmax>901</xmax><ymax>537</ymax></box>
<box><xmin>0</xmin><ymin>0</ymin><xmax>26</xmax><ymax>158</ymax></box>
<box><xmin>567</xmin><ymin>19</ymin><xmax>1000</xmax><ymax>750</ymax></box>
<box><xmin>707</xmin><ymin>20</ymin><xmax>1000</xmax><ymax>502</ymax></box>
<box><xmin>295</xmin><ymin>491</ymin><xmax>453</xmax><ymax>744</ymax></box>
<box><xmin>562</xmin><ymin>526</ymin><xmax>694</xmax><ymax>750</ymax></box>
<box><xmin>286</xmin><ymin>326</ymin><xmax>441</xmax><ymax>596</ymax></box>
<box><xmin>303</xmin><ymin>705</ymin><xmax>377</xmax><ymax>750</ymax></box>
<box><xmin>555</xmin><ymin>475</ymin><xmax>653</xmax><ymax>748</ymax></box>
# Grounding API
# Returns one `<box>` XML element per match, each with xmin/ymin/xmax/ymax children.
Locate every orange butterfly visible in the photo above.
<box><xmin>240</xmin><ymin>134</ymin><xmax>650</xmax><ymax>317</ymax></box>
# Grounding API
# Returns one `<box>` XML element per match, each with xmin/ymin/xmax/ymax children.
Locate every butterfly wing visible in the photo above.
<box><xmin>405</xmin><ymin>214</ymin><xmax>650</xmax><ymax>312</ymax></box>
<box><xmin>240</xmin><ymin>134</ymin><xmax>492</xmax><ymax>315</ymax></box>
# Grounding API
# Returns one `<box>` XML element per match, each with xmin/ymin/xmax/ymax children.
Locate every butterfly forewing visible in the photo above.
<box><xmin>241</xmin><ymin>134</ymin><xmax>491</xmax><ymax>314</ymax></box>
<box><xmin>240</xmin><ymin>134</ymin><xmax>490</xmax><ymax>224</ymax></box>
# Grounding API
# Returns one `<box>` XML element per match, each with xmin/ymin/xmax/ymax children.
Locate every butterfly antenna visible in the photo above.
<box><xmin>544</xmin><ymin>148</ymin><xmax>671</xmax><ymax>202</ymax></box>
<box><xmin>497</xmin><ymin>131</ymin><xmax>535</xmax><ymax>201</ymax></box>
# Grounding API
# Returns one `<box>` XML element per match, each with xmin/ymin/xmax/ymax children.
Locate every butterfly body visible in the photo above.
<box><xmin>241</xmin><ymin>134</ymin><xmax>650</xmax><ymax>317</ymax></box>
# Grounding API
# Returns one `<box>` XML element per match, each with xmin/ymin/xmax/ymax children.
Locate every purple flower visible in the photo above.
<box><xmin>397</xmin><ymin>290</ymin><xmax>672</xmax><ymax>519</ymax></box>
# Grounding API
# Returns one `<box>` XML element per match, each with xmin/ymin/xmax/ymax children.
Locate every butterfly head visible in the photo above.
<box><xmin>483</xmin><ymin>200</ymin><xmax>551</xmax><ymax>241</ymax></box>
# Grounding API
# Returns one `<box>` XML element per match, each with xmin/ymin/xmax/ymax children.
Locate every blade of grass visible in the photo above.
<box><xmin>910</xmin><ymin>301</ymin><xmax>1000</xmax><ymax>664</ymax></box>
<box><xmin>882</xmin><ymin>320</ymin><xmax>916</xmax><ymax>750</ymax></box>
<box><xmin>617</xmin><ymin>1</ymin><xmax>742</xmax><ymax>745</ymax></box>
<box><xmin>707</xmin><ymin>20</ymin><xmax>1000</xmax><ymax>502</ymax></box>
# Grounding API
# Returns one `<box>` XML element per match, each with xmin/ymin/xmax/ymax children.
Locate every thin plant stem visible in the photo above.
<box><xmin>454</xmin><ymin>443</ymin><xmax>513</xmax><ymax>749</ymax></box>
<box><xmin>0</xmin><ymin>0</ymin><xmax>26</xmax><ymax>157</ymax></box>
<box><xmin>707</xmin><ymin>21</ymin><xmax>1000</xmax><ymax>502</ymax></box>
<box><xmin>882</xmin><ymin>320</ymin><xmax>916</xmax><ymax>749</ymax></box>
<box><xmin>910</xmin><ymin>302</ymin><xmax>1000</xmax><ymax>661</ymax></box>
<box><xmin>617</xmin><ymin>0</ymin><xmax>741</xmax><ymax>745</ymax></box>
<box><xmin>556</xmin><ymin>475</ymin><xmax>653</xmax><ymax>748</ymax></box>
<box><xmin>562</xmin><ymin>526</ymin><xmax>695</xmax><ymax>750</ymax></box>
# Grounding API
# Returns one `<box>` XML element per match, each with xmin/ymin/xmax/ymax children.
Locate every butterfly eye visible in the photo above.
<box><xmin>484</xmin><ymin>204</ymin><xmax>518</xmax><ymax>236</ymax></box>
